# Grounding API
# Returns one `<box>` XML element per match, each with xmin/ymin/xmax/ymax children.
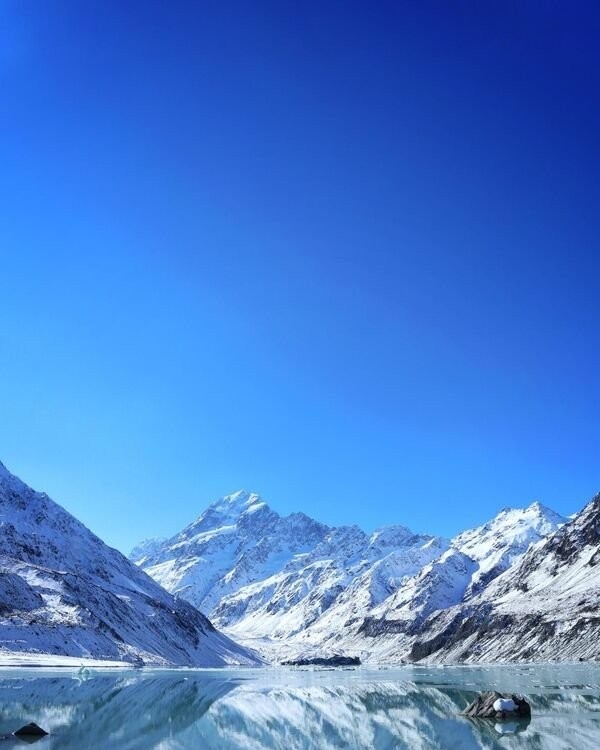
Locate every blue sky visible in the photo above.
<box><xmin>1</xmin><ymin>1</ymin><xmax>599</xmax><ymax>553</ymax></box>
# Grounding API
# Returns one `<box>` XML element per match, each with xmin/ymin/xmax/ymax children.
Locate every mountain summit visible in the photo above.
<box><xmin>132</xmin><ymin>492</ymin><xmax>330</xmax><ymax>615</ymax></box>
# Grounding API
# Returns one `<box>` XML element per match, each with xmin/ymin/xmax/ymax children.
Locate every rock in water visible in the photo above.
<box><xmin>463</xmin><ymin>691</ymin><xmax>531</xmax><ymax>719</ymax></box>
<box><xmin>12</xmin><ymin>724</ymin><xmax>49</xmax><ymax>745</ymax></box>
<box><xmin>13</xmin><ymin>723</ymin><xmax>49</xmax><ymax>738</ymax></box>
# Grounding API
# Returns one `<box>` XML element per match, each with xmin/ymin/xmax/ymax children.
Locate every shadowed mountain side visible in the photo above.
<box><xmin>0</xmin><ymin>460</ymin><xmax>258</xmax><ymax>666</ymax></box>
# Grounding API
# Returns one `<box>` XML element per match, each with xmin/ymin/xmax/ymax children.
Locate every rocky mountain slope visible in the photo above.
<box><xmin>404</xmin><ymin>492</ymin><xmax>600</xmax><ymax>663</ymax></box>
<box><xmin>133</xmin><ymin>489</ymin><xmax>575</xmax><ymax>662</ymax></box>
<box><xmin>0</xmin><ymin>461</ymin><xmax>258</xmax><ymax>666</ymax></box>
<box><xmin>352</xmin><ymin>496</ymin><xmax>600</xmax><ymax>664</ymax></box>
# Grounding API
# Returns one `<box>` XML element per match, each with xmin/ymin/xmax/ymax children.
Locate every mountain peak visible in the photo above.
<box><xmin>522</xmin><ymin>500</ymin><xmax>567</xmax><ymax>530</ymax></box>
<box><xmin>368</xmin><ymin>524</ymin><xmax>417</xmax><ymax>551</ymax></box>
<box><xmin>177</xmin><ymin>490</ymin><xmax>273</xmax><ymax>542</ymax></box>
<box><xmin>494</xmin><ymin>501</ymin><xmax>566</xmax><ymax>527</ymax></box>
<box><xmin>450</xmin><ymin>499</ymin><xmax>567</xmax><ymax>602</ymax></box>
<box><xmin>528</xmin><ymin>499</ymin><xmax>555</xmax><ymax>515</ymax></box>
<box><xmin>209</xmin><ymin>490</ymin><xmax>267</xmax><ymax>518</ymax></box>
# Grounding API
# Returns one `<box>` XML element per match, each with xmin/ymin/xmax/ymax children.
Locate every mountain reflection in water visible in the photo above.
<box><xmin>0</xmin><ymin>665</ymin><xmax>599</xmax><ymax>749</ymax></box>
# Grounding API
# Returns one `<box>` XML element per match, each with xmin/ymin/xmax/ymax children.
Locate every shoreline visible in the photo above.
<box><xmin>0</xmin><ymin>653</ymin><xmax>598</xmax><ymax>670</ymax></box>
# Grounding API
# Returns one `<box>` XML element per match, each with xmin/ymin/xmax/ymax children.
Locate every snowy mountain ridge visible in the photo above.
<box><xmin>133</xmin><ymin>487</ymin><xmax>577</xmax><ymax>662</ymax></box>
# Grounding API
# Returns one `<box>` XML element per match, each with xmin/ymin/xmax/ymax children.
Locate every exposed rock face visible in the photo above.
<box><xmin>0</xmin><ymin>461</ymin><xmax>259</xmax><ymax>666</ymax></box>
<box><xmin>0</xmin><ymin>571</ymin><xmax>44</xmax><ymax>614</ymax></box>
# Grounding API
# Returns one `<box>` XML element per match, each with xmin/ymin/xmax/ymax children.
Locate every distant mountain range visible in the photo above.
<box><xmin>0</xmin><ymin>461</ymin><xmax>258</xmax><ymax>666</ymax></box>
<box><xmin>131</xmin><ymin>487</ymin><xmax>600</xmax><ymax>663</ymax></box>
<box><xmin>1</xmin><ymin>456</ymin><xmax>598</xmax><ymax>665</ymax></box>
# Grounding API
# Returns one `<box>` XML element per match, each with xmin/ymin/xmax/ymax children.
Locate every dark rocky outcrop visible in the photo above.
<box><xmin>463</xmin><ymin>691</ymin><xmax>531</xmax><ymax>719</ymax></box>
<box><xmin>357</xmin><ymin>616</ymin><xmax>410</xmax><ymax>637</ymax></box>
<box><xmin>281</xmin><ymin>655</ymin><xmax>361</xmax><ymax>667</ymax></box>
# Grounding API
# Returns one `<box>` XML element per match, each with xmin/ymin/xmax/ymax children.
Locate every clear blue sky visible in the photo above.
<box><xmin>1</xmin><ymin>1</ymin><xmax>599</xmax><ymax>554</ymax></box>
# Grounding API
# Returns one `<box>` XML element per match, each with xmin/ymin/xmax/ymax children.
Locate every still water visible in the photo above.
<box><xmin>0</xmin><ymin>664</ymin><xmax>599</xmax><ymax>749</ymax></box>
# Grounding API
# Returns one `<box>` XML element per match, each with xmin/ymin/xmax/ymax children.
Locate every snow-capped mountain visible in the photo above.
<box><xmin>132</xmin><ymin>492</ymin><xmax>450</xmax><ymax>654</ymax></box>
<box><xmin>363</xmin><ymin>501</ymin><xmax>566</xmax><ymax>631</ymax></box>
<box><xmin>354</xmin><ymin>498</ymin><xmax>599</xmax><ymax>664</ymax></box>
<box><xmin>453</xmin><ymin>501</ymin><xmax>567</xmax><ymax>598</ymax></box>
<box><xmin>3</xmin><ymin>453</ymin><xmax>590</xmax><ymax>666</ymax></box>
<box><xmin>218</xmin><ymin>524</ymin><xmax>449</xmax><ymax>658</ymax></box>
<box><xmin>0</xmin><ymin>461</ymin><xmax>258</xmax><ymax>666</ymax></box>
<box><xmin>428</xmin><ymin>491</ymin><xmax>600</xmax><ymax>663</ymax></box>
<box><xmin>131</xmin><ymin>490</ymin><xmax>330</xmax><ymax>616</ymax></box>
<box><xmin>133</xmin><ymin>490</ymin><xmax>574</xmax><ymax>663</ymax></box>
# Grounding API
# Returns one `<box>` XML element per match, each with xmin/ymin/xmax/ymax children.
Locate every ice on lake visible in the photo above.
<box><xmin>0</xmin><ymin>663</ymin><xmax>599</xmax><ymax>748</ymax></box>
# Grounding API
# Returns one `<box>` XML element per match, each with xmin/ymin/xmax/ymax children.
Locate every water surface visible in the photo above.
<box><xmin>0</xmin><ymin>663</ymin><xmax>599</xmax><ymax>748</ymax></box>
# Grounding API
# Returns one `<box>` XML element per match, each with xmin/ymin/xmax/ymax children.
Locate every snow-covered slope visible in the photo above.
<box><xmin>214</xmin><ymin>527</ymin><xmax>447</xmax><ymax>658</ymax></box>
<box><xmin>453</xmin><ymin>501</ymin><xmax>567</xmax><ymax>598</ymax></box>
<box><xmin>371</xmin><ymin>548</ymin><xmax>479</xmax><ymax>625</ymax></box>
<box><xmin>452</xmin><ymin>491</ymin><xmax>600</xmax><ymax>662</ymax></box>
<box><xmin>0</xmin><ymin>461</ymin><xmax>259</xmax><ymax>666</ymax></box>
<box><xmin>309</xmin><ymin>500</ymin><xmax>567</xmax><ymax>659</ymax></box>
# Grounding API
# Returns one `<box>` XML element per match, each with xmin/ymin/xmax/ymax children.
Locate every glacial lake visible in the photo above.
<box><xmin>0</xmin><ymin>664</ymin><xmax>599</xmax><ymax>749</ymax></box>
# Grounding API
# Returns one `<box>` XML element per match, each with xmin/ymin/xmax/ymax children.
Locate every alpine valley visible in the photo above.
<box><xmin>2</xmin><ymin>456</ymin><xmax>599</xmax><ymax>667</ymax></box>
<box><xmin>131</xmin><ymin>488</ymin><xmax>600</xmax><ymax>664</ymax></box>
